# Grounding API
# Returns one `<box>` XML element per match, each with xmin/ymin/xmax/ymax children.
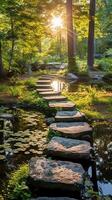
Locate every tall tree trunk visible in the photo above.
<box><xmin>0</xmin><ymin>40</ymin><xmax>5</xmax><ymax>78</ymax></box>
<box><xmin>9</xmin><ymin>17</ymin><xmax>15</xmax><ymax>70</ymax></box>
<box><xmin>66</xmin><ymin>0</ymin><xmax>77</xmax><ymax>72</ymax></box>
<box><xmin>87</xmin><ymin>0</ymin><xmax>96</xmax><ymax>71</ymax></box>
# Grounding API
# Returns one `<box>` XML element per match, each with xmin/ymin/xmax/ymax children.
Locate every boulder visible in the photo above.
<box><xmin>65</xmin><ymin>73</ymin><xmax>78</xmax><ymax>81</ymax></box>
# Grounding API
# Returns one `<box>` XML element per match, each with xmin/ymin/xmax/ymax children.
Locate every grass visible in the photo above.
<box><xmin>63</xmin><ymin>83</ymin><xmax>112</xmax><ymax>119</ymax></box>
<box><xmin>7</xmin><ymin>164</ymin><xmax>30</xmax><ymax>200</ymax></box>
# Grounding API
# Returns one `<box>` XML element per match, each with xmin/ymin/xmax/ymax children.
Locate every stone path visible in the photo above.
<box><xmin>29</xmin><ymin>74</ymin><xmax>93</xmax><ymax>199</ymax></box>
<box><xmin>55</xmin><ymin>111</ymin><xmax>85</xmax><ymax>122</ymax></box>
<box><xmin>43</xmin><ymin>96</ymin><xmax>67</xmax><ymax>101</ymax></box>
<box><xmin>49</xmin><ymin>101</ymin><xmax>75</xmax><ymax>111</ymax></box>
<box><xmin>47</xmin><ymin>136</ymin><xmax>91</xmax><ymax>160</ymax></box>
<box><xmin>49</xmin><ymin>122</ymin><xmax>92</xmax><ymax>139</ymax></box>
<box><xmin>39</xmin><ymin>91</ymin><xmax>61</xmax><ymax>96</ymax></box>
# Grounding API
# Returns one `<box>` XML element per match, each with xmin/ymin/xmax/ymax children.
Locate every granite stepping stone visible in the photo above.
<box><xmin>47</xmin><ymin>136</ymin><xmax>91</xmax><ymax>160</ymax></box>
<box><xmin>37</xmin><ymin>85</ymin><xmax>52</xmax><ymax>89</ymax></box>
<box><xmin>29</xmin><ymin>157</ymin><xmax>85</xmax><ymax>192</ymax></box>
<box><xmin>37</xmin><ymin>89</ymin><xmax>53</xmax><ymax>92</ymax></box>
<box><xmin>39</xmin><ymin>91</ymin><xmax>61</xmax><ymax>96</ymax></box>
<box><xmin>49</xmin><ymin>101</ymin><xmax>75</xmax><ymax>111</ymax></box>
<box><xmin>37</xmin><ymin>80</ymin><xmax>51</xmax><ymax>84</ymax></box>
<box><xmin>43</xmin><ymin>96</ymin><xmax>67</xmax><ymax>102</ymax></box>
<box><xmin>55</xmin><ymin>111</ymin><xmax>85</xmax><ymax>122</ymax></box>
<box><xmin>31</xmin><ymin>198</ymin><xmax>77</xmax><ymax>200</ymax></box>
<box><xmin>49</xmin><ymin>122</ymin><xmax>92</xmax><ymax>139</ymax></box>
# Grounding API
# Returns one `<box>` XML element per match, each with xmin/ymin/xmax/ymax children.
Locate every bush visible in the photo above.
<box><xmin>7</xmin><ymin>164</ymin><xmax>31</xmax><ymax>200</ymax></box>
<box><xmin>96</xmin><ymin>58</ymin><xmax>112</xmax><ymax>72</ymax></box>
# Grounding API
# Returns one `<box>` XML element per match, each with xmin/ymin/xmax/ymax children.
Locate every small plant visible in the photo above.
<box><xmin>25</xmin><ymin>78</ymin><xmax>37</xmax><ymax>88</ymax></box>
<box><xmin>8</xmin><ymin>86</ymin><xmax>25</xmax><ymax>98</ymax></box>
<box><xmin>7</xmin><ymin>164</ymin><xmax>31</xmax><ymax>200</ymax></box>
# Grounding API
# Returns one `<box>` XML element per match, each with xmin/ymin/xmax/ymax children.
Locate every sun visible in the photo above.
<box><xmin>51</xmin><ymin>16</ymin><xmax>63</xmax><ymax>29</ymax></box>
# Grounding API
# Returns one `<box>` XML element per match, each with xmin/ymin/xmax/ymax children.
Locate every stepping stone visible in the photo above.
<box><xmin>37</xmin><ymin>80</ymin><xmax>51</xmax><ymax>84</ymax></box>
<box><xmin>43</xmin><ymin>96</ymin><xmax>67</xmax><ymax>102</ymax></box>
<box><xmin>49</xmin><ymin>101</ymin><xmax>75</xmax><ymax>111</ymax></box>
<box><xmin>31</xmin><ymin>198</ymin><xmax>77</xmax><ymax>200</ymax></box>
<box><xmin>47</xmin><ymin>136</ymin><xmax>91</xmax><ymax>160</ymax></box>
<box><xmin>37</xmin><ymin>89</ymin><xmax>53</xmax><ymax>92</ymax></box>
<box><xmin>49</xmin><ymin>122</ymin><xmax>92</xmax><ymax>139</ymax></box>
<box><xmin>39</xmin><ymin>91</ymin><xmax>61</xmax><ymax>96</ymax></box>
<box><xmin>29</xmin><ymin>157</ymin><xmax>85</xmax><ymax>192</ymax></box>
<box><xmin>55</xmin><ymin>111</ymin><xmax>85</xmax><ymax>122</ymax></box>
<box><xmin>37</xmin><ymin>85</ymin><xmax>52</xmax><ymax>89</ymax></box>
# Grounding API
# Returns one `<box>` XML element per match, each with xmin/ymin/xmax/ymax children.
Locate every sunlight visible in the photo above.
<box><xmin>51</xmin><ymin>16</ymin><xmax>63</xmax><ymax>29</ymax></box>
<box><xmin>51</xmin><ymin>80</ymin><xmax>64</xmax><ymax>92</ymax></box>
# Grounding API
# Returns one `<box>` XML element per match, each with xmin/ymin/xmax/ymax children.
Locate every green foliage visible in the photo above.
<box><xmin>96</xmin><ymin>58</ymin><xmax>112</xmax><ymax>72</ymax></box>
<box><xmin>63</xmin><ymin>83</ymin><xmax>112</xmax><ymax>119</ymax></box>
<box><xmin>8</xmin><ymin>164</ymin><xmax>31</xmax><ymax>200</ymax></box>
<box><xmin>8</xmin><ymin>86</ymin><xmax>25</xmax><ymax>98</ymax></box>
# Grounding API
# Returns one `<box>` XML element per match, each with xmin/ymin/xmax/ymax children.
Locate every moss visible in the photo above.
<box><xmin>63</xmin><ymin>83</ymin><xmax>112</xmax><ymax>119</ymax></box>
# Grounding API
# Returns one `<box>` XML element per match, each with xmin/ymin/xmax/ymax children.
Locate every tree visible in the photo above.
<box><xmin>87</xmin><ymin>0</ymin><xmax>96</xmax><ymax>71</ymax></box>
<box><xmin>66</xmin><ymin>0</ymin><xmax>77</xmax><ymax>72</ymax></box>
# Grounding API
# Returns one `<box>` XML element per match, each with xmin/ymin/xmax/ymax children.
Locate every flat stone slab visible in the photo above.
<box><xmin>49</xmin><ymin>101</ymin><xmax>75</xmax><ymax>111</ymax></box>
<box><xmin>29</xmin><ymin>157</ymin><xmax>85</xmax><ymax>192</ymax></box>
<box><xmin>31</xmin><ymin>198</ymin><xmax>77</xmax><ymax>200</ymax></box>
<box><xmin>49</xmin><ymin>122</ymin><xmax>92</xmax><ymax>139</ymax></box>
<box><xmin>37</xmin><ymin>89</ymin><xmax>53</xmax><ymax>92</ymax></box>
<box><xmin>36</xmin><ymin>85</ymin><xmax>52</xmax><ymax>89</ymax></box>
<box><xmin>39</xmin><ymin>91</ymin><xmax>61</xmax><ymax>96</ymax></box>
<box><xmin>37</xmin><ymin>80</ymin><xmax>51</xmax><ymax>84</ymax></box>
<box><xmin>55</xmin><ymin>111</ymin><xmax>85</xmax><ymax>122</ymax></box>
<box><xmin>47</xmin><ymin>136</ymin><xmax>91</xmax><ymax>160</ymax></box>
<box><xmin>43</xmin><ymin>96</ymin><xmax>67</xmax><ymax>102</ymax></box>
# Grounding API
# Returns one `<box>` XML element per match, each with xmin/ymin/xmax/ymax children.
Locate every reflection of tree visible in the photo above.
<box><xmin>93</xmin><ymin>121</ymin><xmax>112</xmax><ymax>182</ymax></box>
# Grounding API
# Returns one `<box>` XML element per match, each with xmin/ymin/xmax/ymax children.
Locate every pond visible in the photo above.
<box><xmin>0</xmin><ymin>107</ymin><xmax>48</xmax><ymax>196</ymax></box>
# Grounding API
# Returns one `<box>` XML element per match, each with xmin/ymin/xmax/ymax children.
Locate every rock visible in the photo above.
<box><xmin>47</xmin><ymin>136</ymin><xmax>91</xmax><ymax>160</ymax></box>
<box><xmin>36</xmin><ymin>85</ymin><xmax>52</xmax><ymax>89</ymax></box>
<box><xmin>43</xmin><ymin>96</ymin><xmax>67</xmax><ymax>102</ymax></box>
<box><xmin>37</xmin><ymin>89</ymin><xmax>53</xmax><ymax>92</ymax></box>
<box><xmin>66</xmin><ymin>73</ymin><xmax>78</xmax><ymax>81</ymax></box>
<box><xmin>49</xmin><ymin>122</ymin><xmax>92</xmax><ymax>139</ymax></box>
<box><xmin>55</xmin><ymin>111</ymin><xmax>85</xmax><ymax>122</ymax></box>
<box><xmin>37</xmin><ymin>80</ymin><xmax>51</xmax><ymax>84</ymax></box>
<box><xmin>31</xmin><ymin>198</ymin><xmax>77</xmax><ymax>200</ymax></box>
<box><xmin>45</xmin><ymin>117</ymin><xmax>55</xmax><ymax>125</ymax></box>
<box><xmin>29</xmin><ymin>157</ymin><xmax>85</xmax><ymax>192</ymax></box>
<box><xmin>39</xmin><ymin>91</ymin><xmax>61</xmax><ymax>96</ymax></box>
<box><xmin>49</xmin><ymin>101</ymin><xmax>75</xmax><ymax>111</ymax></box>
